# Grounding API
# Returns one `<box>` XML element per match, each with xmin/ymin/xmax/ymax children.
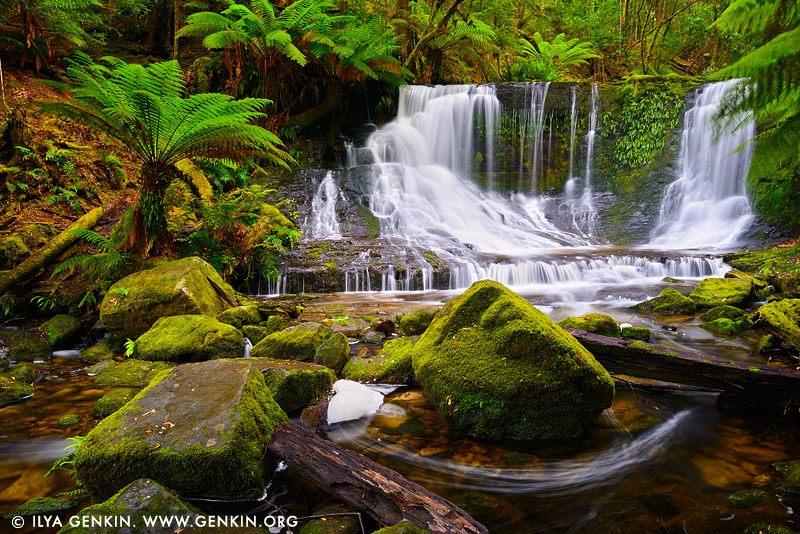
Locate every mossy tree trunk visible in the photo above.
<box><xmin>124</xmin><ymin>163</ymin><xmax>175</xmax><ymax>256</ymax></box>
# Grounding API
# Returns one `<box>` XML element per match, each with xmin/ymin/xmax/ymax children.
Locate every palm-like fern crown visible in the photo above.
<box><xmin>518</xmin><ymin>32</ymin><xmax>599</xmax><ymax>81</ymax></box>
<box><xmin>714</xmin><ymin>0</ymin><xmax>799</xmax><ymax>148</ymax></box>
<box><xmin>41</xmin><ymin>53</ymin><xmax>291</xmax><ymax>169</ymax></box>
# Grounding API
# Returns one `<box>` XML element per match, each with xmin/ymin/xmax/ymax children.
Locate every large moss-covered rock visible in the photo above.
<box><xmin>250</xmin><ymin>322</ymin><xmax>333</xmax><ymax>361</ymax></box>
<box><xmin>699</xmin><ymin>305</ymin><xmax>747</xmax><ymax>322</ymax></box>
<box><xmin>250</xmin><ymin>358</ymin><xmax>335</xmax><ymax>412</ymax></box>
<box><xmin>749</xmin><ymin>299</ymin><xmax>800</xmax><ymax>352</ymax></box>
<box><xmin>558</xmin><ymin>313</ymin><xmax>621</xmax><ymax>338</ymax></box>
<box><xmin>0</xmin><ymin>330</ymin><xmax>52</xmax><ymax>362</ymax></box>
<box><xmin>775</xmin><ymin>271</ymin><xmax>800</xmax><ymax>299</ymax></box>
<box><xmin>81</xmin><ymin>337</ymin><xmax>117</xmax><ymax>364</ymax></box>
<box><xmin>242</xmin><ymin>325</ymin><xmax>270</xmax><ymax>345</ymax></box>
<box><xmin>75</xmin><ymin>360</ymin><xmax>288</xmax><ymax>500</ymax></box>
<box><xmin>0</xmin><ymin>371</ymin><xmax>33</xmax><ymax>406</ymax></box>
<box><xmin>0</xmin><ymin>235</ymin><xmax>30</xmax><ymax>269</ymax></box>
<box><xmin>398</xmin><ymin>306</ymin><xmax>440</xmax><ymax>335</ymax></box>
<box><xmin>93</xmin><ymin>388</ymin><xmax>139</xmax><ymax>418</ymax></box>
<box><xmin>689</xmin><ymin>277</ymin><xmax>753</xmax><ymax>309</ymax></box>
<box><xmin>217</xmin><ymin>306</ymin><xmax>262</xmax><ymax>329</ymax></box>
<box><xmin>411</xmin><ymin>280</ymin><xmax>614</xmax><ymax>440</ymax></box>
<box><xmin>372</xmin><ymin>521</ymin><xmax>430</xmax><ymax>534</ymax></box>
<box><xmin>631</xmin><ymin>287</ymin><xmax>696</xmax><ymax>314</ymax></box>
<box><xmin>99</xmin><ymin>257</ymin><xmax>237</xmax><ymax>339</ymax></box>
<box><xmin>700</xmin><ymin>318</ymin><xmax>748</xmax><ymax>335</ymax></box>
<box><xmin>313</xmin><ymin>332</ymin><xmax>349</xmax><ymax>373</ymax></box>
<box><xmin>9</xmin><ymin>362</ymin><xmax>37</xmax><ymax>382</ymax></box>
<box><xmin>134</xmin><ymin>315</ymin><xmax>245</xmax><ymax>362</ymax></box>
<box><xmin>41</xmin><ymin>314</ymin><xmax>81</xmax><ymax>348</ymax></box>
<box><xmin>91</xmin><ymin>360</ymin><xmax>173</xmax><ymax>387</ymax></box>
<box><xmin>620</xmin><ymin>326</ymin><xmax>651</xmax><ymax>341</ymax></box>
<box><xmin>342</xmin><ymin>336</ymin><xmax>418</xmax><ymax>384</ymax></box>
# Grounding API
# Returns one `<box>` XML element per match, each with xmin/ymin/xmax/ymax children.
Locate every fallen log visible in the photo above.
<box><xmin>0</xmin><ymin>206</ymin><xmax>104</xmax><ymax>298</ymax></box>
<box><xmin>268</xmin><ymin>422</ymin><xmax>488</xmax><ymax>534</ymax></box>
<box><xmin>564</xmin><ymin>327</ymin><xmax>800</xmax><ymax>395</ymax></box>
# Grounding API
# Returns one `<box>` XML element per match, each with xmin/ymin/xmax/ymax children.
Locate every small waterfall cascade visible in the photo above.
<box><xmin>565</xmin><ymin>86</ymin><xmax>579</xmax><ymax>194</ymax></box>
<box><xmin>563</xmin><ymin>83</ymin><xmax>600</xmax><ymax>237</ymax></box>
<box><xmin>306</xmin><ymin>171</ymin><xmax>343</xmax><ymax>239</ymax></box>
<box><xmin>521</xmin><ymin>82</ymin><xmax>551</xmax><ymax>191</ymax></box>
<box><xmin>650</xmin><ymin>79</ymin><xmax>755</xmax><ymax>249</ymax></box>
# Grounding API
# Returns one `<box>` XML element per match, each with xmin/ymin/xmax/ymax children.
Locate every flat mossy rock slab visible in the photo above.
<box><xmin>93</xmin><ymin>388</ymin><xmax>139</xmax><ymax>418</ymax></box>
<box><xmin>57</xmin><ymin>479</ymin><xmax>263</xmax><ymax>534</ymax></box>
<box><xmin>41</xmin><ymin>314</ymin><xmax>82</xmax><ymax>348</ymax></box>
<box><xmin>398</xmin><ymin>306</ymin><xmax>441</xmax><ymax>335</ymax></box>
<box><xmin>372</xmin><ymin>521</ymin><xmax>431</xmax><ymax>534</ymax></box>
<box><xmin>5</xmin><ymin>496</ymin><xmax>80</xmax><ymax>517</ymax></box>
<box><xmin>250</xmin><ymin>322</ymin><xmax>333</xmax><ymax>361</ymax></box>
<box><xmin>699</xmin><ymin>305</ymin><xmax>747</xmax><ymax>322</ymax></box>
<box><xmin>411</xmin><ymin>280</ymin><xmax>614</xmax><ymax>440</ymax></box>
<box><xmin>0</xmin><ymin>371</ymin><xmax>33</xmax><ymax>406</ymax></box>
<box><xmin>558</xmin><ymin>313</ymin><xmax>620</xmax><ymax>338</ymax></box>
<box><xmin>250</xmin><ymin>358</ymin><xmax>335</xmax><ymax>412</ymax></box>
<box><xmin>313</xmin><ymin>332</ymin><xmax>350</xmax><ymax>373</ymax></box>
<box><xmin>217</xmin><ymin>306</ymin><xmax>262</xmax><ymax>328</ymax></box>
<box><xmin>343</xmin><ymin>336</ymin><xmax>418</xmax><ymax>384</ymax></box>
<box><xmin>620</xmin><ymin>326</ymin><xmax>650</xmax><ymax>341</ymax></box>
<box><xmin>99</xmin><ymin>257</ymin><xmax>237</xmax><ymax>340</ymax></box>
<box><xmin>75</xmin><ymin>360</ymin><xmax>288</xmax><ymax>500</ymax></box>
<box><xmin>91</xmin><ymin>360</ymin><xmax>173</xmax><ymax>387</ymax></box>
<box><xmin>631</xmin><ymin>288</ymin><xmax>696</xmax><ymax>314</ymax></box>
<box><xmin>689</xmin><ymin>277</ymin><xmax>753</xmax><ymax>309</ymax></box>
<box><xmin>0</xmin><ymin>330</ymin><xmax>52</xmax><ymax>362</ymax></box>
<box><xmin>700</xmin><ymin>318</ymin><xmax>748</xmax><ymax>335</ymax></box>
<box><xmin>134</xmin><ymin>315</ymin><xmax>244</xmax><ymax>362</ymax></box>
<box><xmin>750</xmin><ymin>299</ymin><xmax>800</xmax><ymax>352</ymax></box>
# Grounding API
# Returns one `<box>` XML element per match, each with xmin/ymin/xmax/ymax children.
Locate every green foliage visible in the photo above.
<box><xmin>31</xmin><ymin>294</ymin><xmax>56</xmax><ymax>311</ymax></box>
<box><xmin>511</xmin><ymin>33</ymin><xmax>599</xmax><ymax>82</ymax></box>
<box><xmin>124</xmin><ymin>338</ymin><xmax>135</xmax><ymax>357</ymax></box>
<box><xmin>332</xmin><ymin>315</ymin><xmax>349</xmax><ymax>325</ymax></box>
<box><xmin>52</xmin><ymin>229</ymin><xmax>129</xmax><ymax>280</ymax></box>
<box><xmin>0</xmin><ymin>295</ymin><xmax>14</xmax><ymax>317</ymax></box>
<box><xmin>45</xmin><ymin>435</ymin><xmax>87</xmax><ymax>484</ymax></box>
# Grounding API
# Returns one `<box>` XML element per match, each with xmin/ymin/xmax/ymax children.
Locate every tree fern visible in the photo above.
<box><xmin>514</xmin><ymin>33</ymin><xmax>599</xmax><ymax>82</ymax></box>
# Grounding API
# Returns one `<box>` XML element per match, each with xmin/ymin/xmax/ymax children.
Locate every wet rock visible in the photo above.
<box><xmin>4</xmin><ymin>495</ymin><xmax>80</xmax><ymax>517</ymax></box>
<box><xmin>0</xmin><ymin>371</ymin><xmax>33</xmax><ymax>406</ymax></box>
<box><xmin>251</xmin><ymin>357</ymin><xmax>335</xmax><ymax>412</ymax></box>
<box><xmin>749</xmin><ymin>299</ymin><xmax>800</xmax><ymax>352</ymax></box>
<box><xmin>0</xmin><ymin>330</ymin><xmax>52</xmax><ymax>362</ymax></box>
<box><xmin>263</xmin><ymin>314</ymin><xmax>290</xmax><ymax>334</ymax></box>
<box><xmin>9</xmin><ymin>362</ymin><xmax>37</xmax><ymax>383</ymax></box>
<box><xmin>398</xmin><ymin>306</ymin><xmax>440</xmax><ymax>335</ymax></box>
<box><xmin>373</xmin><ymin>318</ymin><xmax>396</xmax><ymax>334</ymax></box>
<box><xmin>300</xmin><ymin>396</ymin><xmax>330</xmax><ymax>429</ymax></box>
<box><xmin>92</xmin><ymin>388</ymin><xmax>139</xmax><ymax>418</ymax></box>
<box><xmin>75</xmin><ymin>360</ymin><xmax>287</xmax><ymax>500</ymax></box>
<box><xmin>0</xmin><ymin>235</ymin><xmax>30</xmax><ymax>269</ymax></box>
<box><xmin>727</xmin><ymin>489</ymin><xmax>767</xmax><ymax>509</ymax></box>
<box><xmin>412</xmin><ymin>280</ymin><xmax>614</xmax><ymax>440</ymax></box>
<box><xmin>558</xmin><ymin>313</ymin><xmax>621</xmax><ymax>338</ymax></box>
<box><xmin>40</xmin><ymin>314</ymin><xmax>82</xmax><ymax>348</ymax></box>
<box><xmin>757</xmin><ymin>334</ymin><xmax>781</xmax><ymax>353</ymax></box>
<box><xmin>298</xmin><ymin>503</ymin><xmax>361</xmax><ymax>534</ymax></box>
<box><xmin>99</xmin><ymin>257</ymin><xmax>237</xmax><ymax>339</ymax></box>
<box><xmin>91</xmin><ymin>360</ymin><xmax>173</xmax><ymax>387</ymax></box>
<box><xmin>242</xmin><ymin>324</ymin><xmax>270</xmax><ymax>345</ymax></box>
<box><xmin>372</xmin><ymin>521</ymin><xmax>430</xmax><ymax>534</ymax></box>
<box><xmin>81</xmin><ymin>338</ymin><xmax>118</xmax><ymax>364</ymax></box>
<box><xmin>699</xmin><ymin>305</ymin><xmax>747</xmax><ymax>322</ymax></box>
<box><xmin>57</xmin><ymin>414</ymin><xmax>81</xmax><ymax>426</ymax></box>
<box><xmin>251</xmin><ymin>322</ymin><xmax>333</xmax><ymax>361</ymax></box>
<box><xmin>134</xmin><ymin>315</ymin><xmax>245</xmax><ymax>362</ymax></box>
<box><xmin>621</xmin><ymin>326</ymin><xmax>651</xmax><ymax>341</ymax></box>
<box><xmin>774</xmin><ymin>271</ymin><xmax>800</xmax><ymax>299</ymax></box>
<box><xmin>631</xmin><ymin>288</ymin><xmax>696</xmax><ymax>314</ymax></box>
<box><xmin>700</xmin><ymin>318</ymin><xmax>748</xmax><ymax>335</ymax></box>
<box><xmin>217</xmin><ymin>306</ymin><xmax>262</xmax><ymax>329</ymax></box>
<box><xmin>689</xmin><ymin>277</ymin><xmax>754</xmax><ymax>309</ymax></box>
<box><xmin>313</xmin><ymin>332</ymin><xmax>350</xmax><ymax>373</ymax></box>
<box><xmin>364</xmin><ymin>330</ymin><xmax>384</xmax><ymax>344</ymax></box>
<box><xmin>744</xmin><ymin>523</ymin><xmax>796</xmax><ymax>534</ymax></box>
<box><xmin>342</xmin><ymin>336</ymin><xmax>418</xmax><ymax>384</ymax></box>
<box><xmin>331</xmin><ymin>324</ymin><xmax>366</xmax><ymax>339</ymax></box>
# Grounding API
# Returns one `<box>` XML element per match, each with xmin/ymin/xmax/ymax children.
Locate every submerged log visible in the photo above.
<box><xmin>268</xmin><ymin>422</ymin><xmax>488</xmax><ymax>534</ymax></box>
<box><xmin>0</xmin><ymin>206</ymin><xmax>104</xmax><ymax>298</ymax></box>
<box><xmin>564</xmin><ymin>327</ymin><xmax>800</xmax><ymax>395</ymax></box>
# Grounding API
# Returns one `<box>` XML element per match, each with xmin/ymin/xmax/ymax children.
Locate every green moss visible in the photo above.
<box><xmin>93</xmin><ymin>388</ymin><xmax>139</xmax><ymax>418</ymax></box>
<box><xmin>342</xmin><ymin>336</ymin><xmax>418</xmax><ymax>384</ymax></box>
<box><xmin>355</xmin><ymin>203</ymin><xmax>380</xmax><ymax>238</ymax></box>
<box><xmin>307</xmin><ymin>241</ymin><xmax>331</xmax><ymax>259</ymax></box>
<box><xmin>372</xmin><ymin>521</ymin><xmax>430</xmax><ymax>534</ymax></box>
<box><xmin>92</xmin><ymin>360</ymin><xmax>173</xmax><ymax>387</ymax></box>
<box><xmin>0</xmin><ymin>235</ymin><xmax>30</xmax><ymax>269</ymax></box>
<box><xmin>298</xmin><ymin>503</ymin><xmax>360</xmax><ymax>534</ymax></box>
<box><xmin>398</xmin><ymin>306</ymin><xmax>440</xmax><ymax>335</ymax></box>
<box><xmin>700</xmin><ymin>318</ymin><xmax>748</xmax><ymax>335</ymax></box>
<box><xmin>250</xmin><ymin>322</ymin><xmax>333</xmax><ymax>361</ymax></box>
<box><xmin>0</xmin><ymin>330</ymin><xmax>52</xmax><ymax>362</ymax></box>
<box><xmin>0</xmin><ymin>371</ymin><xmax>33</xmax><ymax>406</ymax></box>
<box><xmin>758</xmin><ymin>334</ymin><xmax>779</xmax><ymax>352</ymax></box>
<box><xmin>558</xmin><ymin>313</ymin><xmax>621</xmax><ymax>338</ymax></box>
<box><xmin>242</xmin><ymin>325</ymin><xmax>270</xmax><ymax>345</ymax></box>
<box><xmin>621</xmin><ymin>326</ymin><xmax>650</xmax><ymax>341</ymax></box>
<box><xmin>134</xmin><ymin>315</ymin><xmax>245</xmax><ymax>362</ymax></box>
<box><xmin>57</xmin><ymin>414</ymin><xmax>81</xmax><ymax>426</ymax></box>
<box><xmin>75</xmin><ymin>361</ymin><xmax>288</xmax><ymax>501</ymax></box>
<box><xmin>749</xmin><ymin>299</ymin><xmax>800</xmax><ymax>351</ymax></box>
<box><xmin>689</xmin><ymin>278</ymin><xmax>753</xmax><ymax>309</ymax></box>
<box><xmin>744</xmin><ymin>524</ymin><xmax>796</xmax><ymax>534</ymax></box>
<box><xmin>313</xmin><ymin>332</ymin><xmax>349</xmax><ymax>373</ymax></box>
<box><xmin>725</xmin><ymin>244</ymin><xmax>800</xmax><ymax>276</ymax></box>
<box><xmin>175</xmin><ymin>158</ymin><xmax>213</xmax><ymax>203</ymax></box>
<box><xmin>16</xmin><ymin>222</ymin><xmax>57</xmax><ymax>251</ymax></box>
<box><xmin>698</xmin><ymin>305</ymin><xmax>747</xmax><ymax>322</ymax></box>
<box><xmin>631</xmin><ymin>287</ymin><xmax>696</xmax><ymax>314</ymax></box>
<box><xmin>40</xmin><ymin>314</ymin><xmax>81</xmax><ymax>347</ymax></box>
<box><xmin>252</xmin><ymin>358</ymin><xmax>335</xmax><ymax>412</ymax></box>
<box><xmin>217</xmin><ymin>306</ymin><xmax>262</xmax><ymax>328</ymax></box>
<box><xmin>263</xmin><ymin>314</ymin><xmax>290</xmax><ymax>334</ymax></box>
<box><xmin>9</xmin><ymin>362</ymin><xmax>37</xmax><ymax>382</ymax></box>
<box><xmin>411</xmin><ymin>280</ymin><xmax>614</xmax><ymax>440</ymax></box>
<box><xmin>81</xmin><ymin>338</ymin><xmax>118</xmax><ymax>364</ymax></box>
<box><xmin>6</xmin><ymin>496</ymin><xmax>80</xmax><ymax>516</ymax></box>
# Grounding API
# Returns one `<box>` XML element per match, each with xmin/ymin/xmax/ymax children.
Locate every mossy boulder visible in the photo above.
<box><xmin>81</xmin><ymin>338</ymin><xmax>117</xmax><ymax>364</ymax></box>
<box><xmin>298</xmin><ymin>504</ymin><xmax>360</xmax><ymax>534</ymax></box>
<box><xmin>9</xmin><ymin>361</ymin><xmax>37</xmax><ymax>382</ymax></box>
<box><xmin>744</xmin><ymin>524</ymin><xmax>796</xmax><ymax>534</ymax></box>
<box><xmin>250</xmin><ymin>322</ymin><xmax>333</xmax><ymax>361</ymax></box>
<box><xmin>0</xmin><ymin>235</ymin><xmax>30</xmax><ymax>269</ymax></box>
<box><xmin>631</xmin><ymin>287</ymin><xmax>696</xmax><ymax>314</ymax></box>
<box><xmin>134</xmin><ymin>315</ymin><xmax>245</xmax><ymax>362</ymax></box>
<box><xmin>93</xmin><ymin>388</ymin><xmax>139</xmax><ymax>418</ymax></box>
<box><xmin>40</xmin><ymin>314</ymin><xmax>82</xmax><ymax>348</ymax></box>
<box><xmin>0</xmin><ymin>371</ymin><xmax>33</xmax><ymax>406</ymax></box>
<box><xmin>263</xmin><ymin>314</ymin><xmax>290</xmax><ymax>334</ymax></box>
<box><xmin>698</xmin><ymin>305</ymin><xmax>747</xmax><ymax>322</ymax></box>
<box><xmin>5</xmin><ymin>496</ymin><xmax>80</xmax><ymax>517</ymax></box>
<box><xmin>16</xmin><ymin>222</ymin><xmax>57</xmax><ymax>251</ymax></box>
<box><xmin>58</xmin><ymin>414</ymin><xmax>81</xmax><ymax>426</ymax></box>
<box><xmin>342</xmin><ymin>336</ymin><xmax>418</xmax><ymax>384</ymax></box>
<box><xmin>558</xmin><ymin>313</ymin><xmax>621</xmax><ymax>338</ymax></box>
<box><xmin>726</xmin><ymin>489</ymin><xmax>767</xmax><ymax>509</ymax></box>
<box><xmin>411</xmin><ymin>280</ymin><xmax>614</xmax><ymax>440</ymax></box>
<box><xmin>398</xmin><ymin>306</ymin><xmax>440</xmax><ymax>335</ymax></box>
<box><xmin>313</xmin><ymin>332</ymin><xmax>350</xmax><ymax>373</ymax></box>
<box><xmin>91</xmin><ymin>360</ymin><xmax>173</xmax><ymax>387</ymax></box>
<box><xmin>775</xmin><ymin>271</ymin><xmax>800</xmax><ymax>299</ymax></box>
<box><xmin>758</xmin><ymin>334</ymin><xmax>780</xmax><ymax>353</ymax></box>
<box><xmin>242</xmin><ymin>325</ymin><xmax>270</xmax><ymax>345</ymax></box>
<box><xmin>250</xmin><ymin>358</ymin><xmax>335</xmax><ymax>412</ymax></box>
<box><xmin>621</xmin><ymin>326</ymin><xmax>651</xmax><ymax>341</ymax></box>
<box><xmin>0</xmin><ymin>330</ymin><xmax>52</xmax><ymax>362</ymax></box>
<box><xmin>99</xmin><ymin>257</ymin><xmax>237</xmax><ymax>340</ymax></box>
<box><xmin>217</xmin><ymin>306</ymin><xmax>262</xmax><ymax>329</ymax></box>
<box><xmin>689</xmin><ymin>277</ymin><xmax>753</xmax><ymax>309</ymax></box>
<box><xmin>372</xmin><ymin>521</ymin><xmax>430</xmax><ymax>534</ymax></box>
<box><xmin>749</xmin><ymin>299</ymin><xmax>800</xmax><ymax>352</ymax></box>
<box><xmin>74</xmin><ymin>360</ymin><xmax>288</xmax><ymax>500</ymax></box>
<box><xmin>700</xmin><ymin>318</ymin><xmax>748</xmax><ymax>335</ymax></box>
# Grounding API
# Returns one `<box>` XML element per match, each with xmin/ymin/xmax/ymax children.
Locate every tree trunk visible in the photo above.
<box><xmin>268</xmin><ymin>422</ymin><xmax>488</xmax><ymax>534</ymax></box>
<box><xmin>124</xmin><ymin>164</ymin><xmax>174</xmax><ymax>256</ymax></box>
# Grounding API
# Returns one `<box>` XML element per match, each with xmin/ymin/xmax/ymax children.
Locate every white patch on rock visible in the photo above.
<box><xmin>327</xmin><ymin>380</ymin><xmax>384</xmax><ymax>424</ymax></box>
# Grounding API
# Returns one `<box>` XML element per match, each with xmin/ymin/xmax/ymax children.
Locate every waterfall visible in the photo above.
<box><xmin>562</xmin><ymin>83</ymin><xmax>599</xmax><ymax>237</ymax></box>
<box><xmin>307</xmin><ymin>171</ymin><xmax>342</xmax><ymax>239</ymax></box>
<box><xmin>649</xmin><ymin>80</ymin><xmax>755</xmax><ymax>249</ymax></box>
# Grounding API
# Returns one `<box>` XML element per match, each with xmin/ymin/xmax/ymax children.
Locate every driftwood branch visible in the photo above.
<box><xmin>268</xmin><ymin>422</ymin><xmax>488</xmax><ymax>534</ymax></box>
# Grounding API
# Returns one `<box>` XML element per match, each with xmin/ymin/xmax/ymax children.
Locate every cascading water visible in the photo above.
<box><xmin>306</xmin><ymin>171</ymin><xmax>343</xmax><ymax>239</ymax></box>
<box><xmin>563</xmin><ymin>83</ymin><xmax>600</xmax><ymax>237</ymax></box>
<box><xmin>649</xmin><ymin>79</ymin><xmax>755</xmax><ymax>249</ymax></box>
